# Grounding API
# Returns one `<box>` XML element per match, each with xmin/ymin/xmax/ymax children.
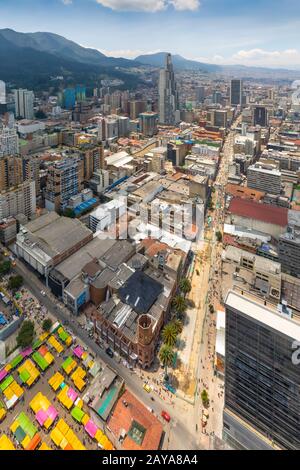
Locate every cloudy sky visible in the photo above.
<box><xmin>0</xmin><ymin>0</ymin><xmax>300</xmax><ymax>68</ymax></box>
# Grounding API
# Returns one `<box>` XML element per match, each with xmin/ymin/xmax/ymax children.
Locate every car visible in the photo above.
<box><xmin>105</xmin><ymin>347</ymin><xmax>114</xmax><ymax>358</ymax></box>
<box><xmin>143</xmin><ymin>384</ymin><xmax>151</xmax><ymax>393</ymax></box>
<box><xmin>161</xmin><ymin>411</ymin><xmax>171</xmax><ymax>422</ymax></box>
<box><xmin>40</xmin><ymin>290</ymin><xmax>46</xmax><ymax>297</ymax></box>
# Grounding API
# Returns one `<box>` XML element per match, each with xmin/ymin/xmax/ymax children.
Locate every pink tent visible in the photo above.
<box><xmin>85</xmin><ymin>420</ymin><xmax>98</xmax><ymax>438</ymax></box>
<box><xmin>0</xmin><ymin>369</ymin><xmax>8</xmax><ymax>382</ymax></box>
<box><xmin>36</xmin><ymin>409</ymin><xmax>47</xmax><ymax>426</ymax></box>
<box><xmin>47</xmin><ymin>405</ymin><xmax>58</xmax><ymax>421</ymax></box>
<box><xmin>67</xmin><ymin>388</ymin><xmax>78</xmax><ymax>401</ymax></box>
<box><xmin>73</xmin><ymin>346</ymin><xmax>83</xmax><ymax>359</ymax></box>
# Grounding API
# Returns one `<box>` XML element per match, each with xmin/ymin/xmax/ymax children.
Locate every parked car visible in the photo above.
<box><xmin>105</xmin><ymin>347</ymin><xmax>114</xmax><ymax>358</ymax></box>
<box><xmin>143</xmin><ymin>384</ymin><xmax>151</xmax><ymax>393</ymax></box>
<box><xmin>161</xmin><ymin>410</ymin><xmax>171</xmax><ymax>422</ymax></box>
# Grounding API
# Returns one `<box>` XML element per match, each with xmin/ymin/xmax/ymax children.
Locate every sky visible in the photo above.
<box><xmin>0</xmin><ymin>0</ymin><xmax>300</xmax><ymax>68</ymax></box>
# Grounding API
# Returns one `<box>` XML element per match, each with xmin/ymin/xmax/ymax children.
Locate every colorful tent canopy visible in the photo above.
<box><xmin>0</xmin><ymin>435</ymin><xmax>15</xmax><ymax>450</ymax></box>
<box><xmin>71</xmin><ymin>406</ymin><xmax>85</xmax><ymax>423</ymax></box>
<box><xmin>32</xmin><ymin>351</ymin><xmax>49</xmax><ymax>371</ymax></box>
<box><xmin>48</xmin><ymin>372</ymin><xmax>64</xmax><ymax>391</ymax></box>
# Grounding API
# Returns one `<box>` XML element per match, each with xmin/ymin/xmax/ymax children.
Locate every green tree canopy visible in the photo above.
<box><xmin>172</xmin><ymin>295</ymin><xmax>187</xmax><ymax>315</ymax></box>
<box><xmin>179</xmin><ymin>278</ymin><xmax>192</xmax><ymax>294</ymax></box>
<box><xmin>161</xmin><ymin>323</ymin><xmax>178</xmax><ymax>348</ymax></box>
<box><xmin>8</xmin><ymin>275</ymin><xmax>23</xmax><ymax>291</ymax></box>
<box><xmin>16</xmin><ymin>320</ymin><xmax>35</xmax><ymax>349</ymax></box>
<box><xmin>42</xmin><ymin>318</ymin><xmax>53</xmax><ymax>332</ymax></box>
<box><xmin>171</xmin><ymin>319</ymin><xmax>183</xmax><ymax>335</ymax></box>
<box><xmin>158</xmin><ymin>344</ymin><xmax>175</xmax><ymax>376</ymax></box>
<box><xmin>0</xmin><ymin>260</ymin><xmax>11</xmax><ymax>277</ymax></box>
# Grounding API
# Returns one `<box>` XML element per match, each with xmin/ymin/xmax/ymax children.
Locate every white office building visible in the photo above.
<box><xmin>14</xmin><ymin>89</ymin><xmax>35</xmax><ymax>120</ymax></box>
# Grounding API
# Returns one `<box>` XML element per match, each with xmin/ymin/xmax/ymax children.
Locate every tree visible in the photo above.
<box><xmin>42</xmin><ymin>318</ymin><xmax>53</xmax><ymax>332</ymax></box>
<box><xmin>162</xmin><ymin>323</ymin><xmax>178</xmax><ymax>348</ymax></box>
<box><xmin>179</xmin><ymin>278</ymin><xmax>192</xmax><ymax>294</ymax></box>
<box><xmin>8</xmin><ymin>275</ymin><xmax>23</xmax><ymax>291</ymax></box>
<box><xmin>201</xmin><ymin>389</ymin><xmax>210</xmax><ymax>406</ymax></box>
<box><xmin>158</xmin><ymin>344</ymin><xmax>175</xmax><ymax>378</ymax></box>
<box><xmin>0</xmin><ymin>260</ymin><xmax>11</xmax><ymax>277</ymax></box>
<box><xmin>216</xmin><ymin>231</ymin><xmax>223</xmax><ymax>243</ymax></box>
<box><xmin>172</xmin><ymin>295</ymin><xmax>187</xmax><ymax>315</ymax></box>
<box><xmin>209</xmin><ymin>304</ymin><xmax>215</xmax><ymax>314</ymax></box>
<box><xmin>16</xmin><ymin>321</ymin><xmax>35</xmax><ymax>349</ymax></box>
<box><xmin>172</xmin><ymin>319</ymin><xmax>183</xmax><ymax>335</ymax></box>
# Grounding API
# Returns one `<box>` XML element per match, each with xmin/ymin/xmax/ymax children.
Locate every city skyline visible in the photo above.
<box><xmin>0</xmin><ymin>0</ymin><xmax>300</xmax><ymax>69</ymax></box>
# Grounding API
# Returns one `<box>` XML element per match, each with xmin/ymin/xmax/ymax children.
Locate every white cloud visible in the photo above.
<box><xmin>95</xmin><ymin>0</ymin><xmax>200</xmax><ymax>12</ymax></box>
<box><xmin>100</xmin><ymin>48</ymin><xmax>162</xmax><ymax>59</ymax></box>
<box><xmin>170</xmin><ymin>0</ymin><xmax>200</xmax><ymax>11</ymax></box>
<box><xmin>62</xmin><ymin>0</ymin><xmax>73</xmax><ymax>4</ymax></box>
<box><xmin>191</xmin><ymin>49</ymin><xmax>300</xmax><ymax>69</ymax></box>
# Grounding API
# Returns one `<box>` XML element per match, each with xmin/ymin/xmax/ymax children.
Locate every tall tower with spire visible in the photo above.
<box><xmin>158</xmin><ymin>53</ymin><xmax>179</xmax><ymax>125</ymax></box>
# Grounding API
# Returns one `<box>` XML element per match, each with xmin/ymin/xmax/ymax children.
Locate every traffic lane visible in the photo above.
<box><xmin>15</xmin><ymin>261</ymin><xmax>199</xmax><ymax>449</ymax></box>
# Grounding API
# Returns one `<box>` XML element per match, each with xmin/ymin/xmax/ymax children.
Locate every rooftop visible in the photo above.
<box><xmin>226</xmin><ymin>290</ymin><xmax>300</xmax><ymax>341</ymax></box>
<box><xmin>119</xmin><ymin>271</ymin><xmax>163</xmax><ymax>314</ymax></box>
<box><xmin>228</xmin><ymin>198</ymin><xmax>288</xmax><ymax>227</ymax></box>
<box><xmin>108</xmin><ymin>389</ymin><xmax>163</xmax><ymax>451</ymax></box>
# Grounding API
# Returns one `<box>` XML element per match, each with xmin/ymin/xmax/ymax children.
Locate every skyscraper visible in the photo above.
<box><xmin>230</xmin><ymin>79</ymin><xmax>243</xmax><ymax>106</ymax></box>
<box><xmin>253</xmin><ymin>106</ymin><xmax>268</xmax><ymax>127</ymax></box>
<box><xmin>158</xmin><ymin>53</ymin><xmax>179</xmax><ymax>125</ymax></box>
<box><xmin>0</xmin><ymin>80</ymin><xmax>6</xmax><ymax>114</ymax></box>
<box><xmin>14</xmin><ymin>89</ymin><xmax>35</xmax><ymax>119</ymax></box>
<box><xmin>224</xmin><ymin>290</ymin><xmax>300</xmax><ymax>450</ymax></box>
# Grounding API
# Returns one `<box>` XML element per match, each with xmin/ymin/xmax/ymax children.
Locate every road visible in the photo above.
<box><xmin>4</xmin><ymin>117</ymin><xmax>240</xmax><ymax>450</ymax></box>
<box><xmin>13</xmin><ymin>258</ymin><xmax>200</xmax><ymax>450</ymax></box>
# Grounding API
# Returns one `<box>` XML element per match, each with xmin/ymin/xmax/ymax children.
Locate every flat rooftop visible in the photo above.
<box><xmin>225</xmin><ymin>290</ymin><xmax>300</xmax><ymax>341</ymax></box>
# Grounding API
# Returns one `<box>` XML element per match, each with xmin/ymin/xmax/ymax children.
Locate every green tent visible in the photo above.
<box><xmin>10</xmin><ymin>354</ymin><xmax>23</xmax><ymax>369</ymax></box>
<box><xmin>32</xmin><ymin>352</ymin><xmax>48</xmax><ymax>371</ymax></box>
<box><xmin>61</xmin><ymin>356</ymin><xmax>73</xmax><ymax>371</ymax></box>
<box><xmin>71</xmin><ymin>406</ymin><xmax>85</xmax><ymax>423</ymax></box>
<box><xmin>58</xmin><ymin>330</ymin><xmax>68</xmax><ymax>342</ymax></box>
<box><xmin>0</xmin><ymin>375</ymin><xmax>14</xmax><ymax>392</ymax></box>
<box><xmin>14</xmin><ymin>426</ymin><xmax>26</xmax><ymax>443</ymax></box>
<box><xmin>19</xmin><ymin>369</ymin><xmax>31</xmax><ymax>384</ymax></box>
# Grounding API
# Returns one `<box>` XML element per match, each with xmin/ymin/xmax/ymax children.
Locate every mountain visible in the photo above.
<box><xmin>135</xmin><ymin>52</ymin><xmax>300</xmax><ymax>80</ymax></box>
<box><xmin>0</xmin><ymin>29</ymin><xmax>142</xmax><ymax>89</ymax></box>
<box><xmin>135</xmin><ymin>52</ymin><xmax>221</xmax><ymax>73</ymax></box>
<box><xmin>0</xmin><ymin>28</ymin><xmax>138</xmax><ymax>68</ymax></box>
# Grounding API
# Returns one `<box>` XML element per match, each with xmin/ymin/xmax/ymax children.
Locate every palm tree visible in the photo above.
<box><xmin>172</xmin><ymin>319</ymin><xmax>183</xmax><ymax>335</ymax></box>
<box><xmin>162</xmin><ymin>323</ymin><xmax>178</xmax><ymax>347</ymax></box>
<box><xmin>172</xmin><ymin>295</ymin><xmax>187</xmax><ymax>315</ymax></box>
<box><xmin>179</xmin><ymin>278</ymin><xmax>192</xmax><ymax>294</ymax></box>
<box><xmin>159</xmin><ymin>344</ymin><xmax>175</xmax><ymax>378</ymax></box>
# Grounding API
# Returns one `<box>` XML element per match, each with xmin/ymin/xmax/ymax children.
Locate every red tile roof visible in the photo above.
<box><xmin>228</xmin><ymin>197</ymin><xmax>288</xmax><ymax>227</ymax></box>
<box><xmin>226</xmin><ymin>184</ymin><xmax>265</xmax><ymax>202</ymax></box>
<box><xmin>108</xmin><ymin>390</ymin><xmax>163</xmax><ymax>451</ymax></box>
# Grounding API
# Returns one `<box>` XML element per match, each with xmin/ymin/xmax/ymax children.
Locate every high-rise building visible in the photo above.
<box><xmin>195</xmin><ymin>86</ymin><xmax>205</xmax><ymax>104</ymax></box>
<box><xmin>158</xmin><ymin>53</ymin><xmax>179</xmax><ymax>125</ymax></box>
<box><xmin>0</xmin><ymin>180</ymin><xmax>36</xmax><ymax>219</ymax></box>
<box><xmin>14</xmin><ymin>89</ymin><xmax>34</xmax><ymax>119</ymax></box>
<box><xmin>278</xmin><ymin>211</ymin><xmax>300</xmax><ymax>278</ymax></box>
<box><xmin>224</xmin><ymin>290</ymin><xmax>300</xmax><ymax>450</ymax></box>
<box><xmin>118</xmin><ymin>116</ymin><xmax>130</xmax><ymax>137</ymax></box>
<box><xmin>0</xmin><ymin>126</ymin><xmax>19</xmax><ymax>157</ymax></box>
<box><xmin>253</xmin><ymin>106</ymin><xmax>268</xmax><ymax>127</ymax></box>
<box><xmin>139</xmin><ymin>112</ymin><xmax>158</xmax><ymax>137</ymax></box>
<box><xmin>0</xmin><ymin>156</ymin><xmax>23</xmax><ymax>192</ymax></box>
<box><xmin>75</xmin><ymin>85</ymin><xmax>86</xmax><ymax>102</ymax></box>
<box><xmin>63</xmin><ymin>88</ymin><xmax>76</xmax><ymax>110</ymax></box>
<box><xmin>230</xmin><ymin>79</ymin><xmax>243</xmax><ymax>107</ymax></box>
<box><xmin>129</xmin><ymin>100</ymin><xmax>147</xmax><ymax>120</ymax></box>
<box><xmin>247</xmin><ymin>163</ymin><xmax>282</xmax><ymax>195</ymax></box>
<box><xmin>0</xmin><ymin>80</ymin><xmax>6</xmax><ymax>104</ymax></box>
<box><xmin>45</xmin><ymin>158</ymin><xmax>83</xmax><ymax>213</ymax></box>
<box><xmin>0</xmin><ymin>80</ymin><xmax>7</xmax><ymax>114</ymax></box>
